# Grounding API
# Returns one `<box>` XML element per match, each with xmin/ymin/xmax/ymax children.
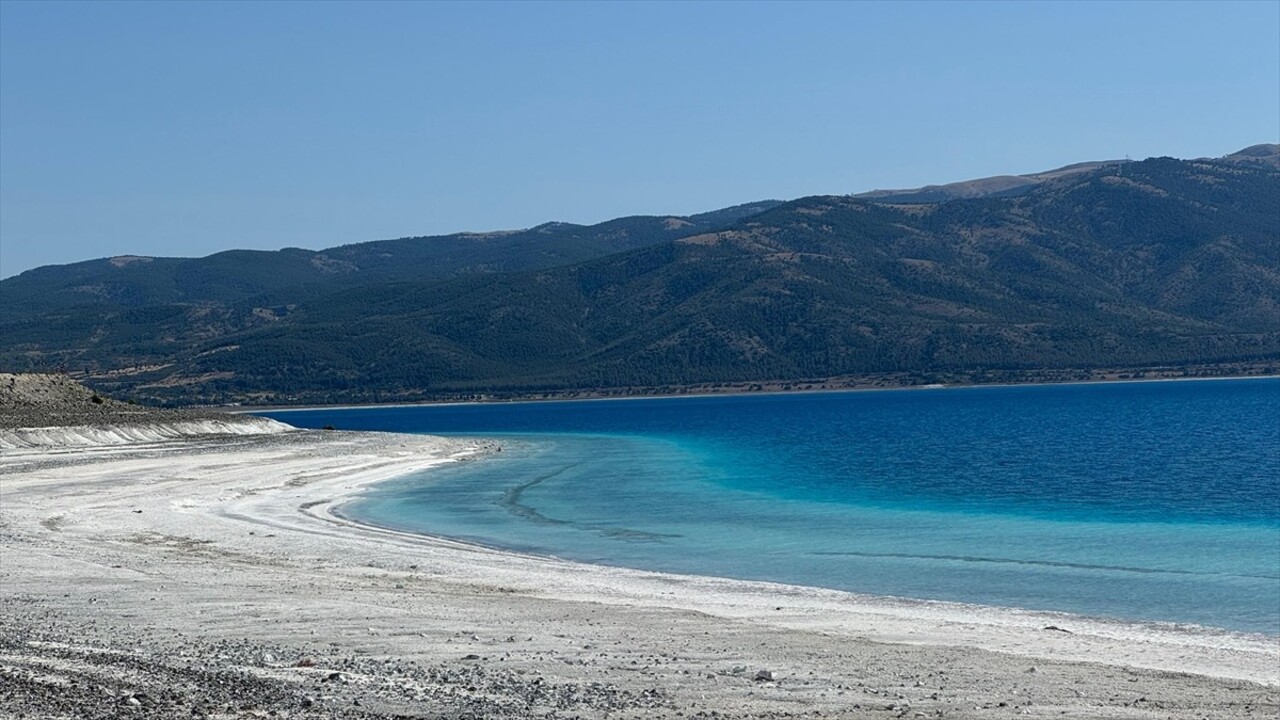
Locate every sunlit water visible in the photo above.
<box><xmin>260</xmin><ymin>379</ymin><xmax>1280</xmax><ymax>634</ymax></box>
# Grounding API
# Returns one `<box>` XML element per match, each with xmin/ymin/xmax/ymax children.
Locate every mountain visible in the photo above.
<box><xmin>2</xmin><ymin>149</ymin><xmax>1276</xmax><ymax>405</ymax></box>
<box><xmin>851</xmin><ymin>143</ymin><xmax>1280</xmax><ymax>204</ymax></box>
<box><xmin>851</xmin><ymin>160</ymin><xmax>1130</xmax><ymax>204</ymax></box>
<box><xmin>1</xmin><ymin>201</ymin><xmax>784</xmax><ymax>321</ymax></box>
<box><xmin>1220</xmin><ymin>143</ymin><xmax>1280</xmax><ymax>167</ymax></box>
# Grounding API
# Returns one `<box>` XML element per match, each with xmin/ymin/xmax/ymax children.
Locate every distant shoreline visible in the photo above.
<box><xmin>232</xmin><ymin>370</ymin><xmax>1280</xmax><ymax>414</ymax></box>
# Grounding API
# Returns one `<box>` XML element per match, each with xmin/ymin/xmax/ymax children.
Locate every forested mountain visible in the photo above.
<box><xmin>2</xmin><ymin>149</ymin><xmax>1276</xmax><ymax>405</ymax></box>
<box><xmin>2</xmin><ymin>201</ymin><xmax>783</xmax><ymax>320</ymax></box>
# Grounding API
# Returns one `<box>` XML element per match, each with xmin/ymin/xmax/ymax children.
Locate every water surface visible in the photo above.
<box><xmin>261</xmin><ymin>379</ymin><xmax>1280</xmax><ymax>633</ymax></box>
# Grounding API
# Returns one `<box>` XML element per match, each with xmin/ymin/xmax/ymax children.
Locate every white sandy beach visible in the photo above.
<box><xmin>1</xmin><ymin>426</ymin><xmax>1276</xmax><ymax>718</ymax></box>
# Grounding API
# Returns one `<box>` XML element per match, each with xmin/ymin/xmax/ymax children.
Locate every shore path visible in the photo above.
<box><xmin>1</xmin><ymin>429</ymin><xmax>1276</xmax><ymax>719</ymax></box>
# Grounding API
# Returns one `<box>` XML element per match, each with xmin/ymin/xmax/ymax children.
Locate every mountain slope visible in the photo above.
<box><xmin>2</xmin><ymin>149</ymin><xmax>1276</xmax><ymax>404</ymax></box>
<box><xmin>850</xmin><ymin>143</ymin><xmax>1280</xmax><ymax>204</ymax></box>
<box><xmin>1</xmin><ymin>201</ymin><xmax>784</xmax><ymax>321</ymax></box>
<box><xmin>852</xmin><ymin>160</ymin><xmax>1131</xmax><ymax>204</ymax></box>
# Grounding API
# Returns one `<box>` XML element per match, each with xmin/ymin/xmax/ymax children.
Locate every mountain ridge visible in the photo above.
<box><xmin>2</xmin><ymin>147</ymin><xmax>1276</xmax><ymax>405</ymax></box>
<box><xmin>851</xmin><ymin>143</ymin><xmax>1279</xmax><ymax>204</ymax></box>
<box><xmin>1</xmin><ymin>200</ymin><xmax>785</xmax><ymax>318</ymax></box>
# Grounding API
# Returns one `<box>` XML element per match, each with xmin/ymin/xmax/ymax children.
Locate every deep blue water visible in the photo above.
<box><xmin>259</xmin><ymin>379</ymin><xmax>1280</xmax><ymax>634</ymax></box>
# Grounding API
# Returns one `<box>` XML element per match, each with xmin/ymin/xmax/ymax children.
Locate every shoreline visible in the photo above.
<box><xmin>328</xmin><ymin>491</ymin><xmax>1280</xmax><ymax>647</ymax></box>
<box><xmin>330</xmin><ymin>492</ymin><xmax>1280</xmax><ymax>641</ymax></box>
<box><xmin>231</xmin><ymin>372</ymin><xmax>1280</xmax><ymax>414</ymax></box>
<box><xmin>2</xmin><ymin>428</ymin><xmax>1277</xmax><ymax>718</ymax></box>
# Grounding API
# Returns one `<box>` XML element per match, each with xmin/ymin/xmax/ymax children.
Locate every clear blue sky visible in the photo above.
<box><xmin>2</xmin><ymin>1</ymin><xmax>1277</xmax><ymax>277</ymax></box>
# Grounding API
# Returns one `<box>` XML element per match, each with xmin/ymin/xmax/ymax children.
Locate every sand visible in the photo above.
<box><xmin>1</xmin><ymin>428</ymin><xmax>1276</xmax><ymax>719</ymax></box>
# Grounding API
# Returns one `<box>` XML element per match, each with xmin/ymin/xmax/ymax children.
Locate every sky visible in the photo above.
<box><xmin>1</xmin><ymin>1</ymin><xmax>1277</xmax><ymax>277</ymax></box>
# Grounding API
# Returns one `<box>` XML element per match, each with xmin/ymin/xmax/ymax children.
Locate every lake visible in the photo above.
<box><xmin>259</xmin><ymin>378</ymin><xmax>1280</xmax><ymax>634</ymax></box>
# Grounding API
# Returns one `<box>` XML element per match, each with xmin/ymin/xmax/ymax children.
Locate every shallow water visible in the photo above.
<box><xmin>261</xmin><ymin>379</ymin><xmax>1280</xmax><ymax>634</ymax></box>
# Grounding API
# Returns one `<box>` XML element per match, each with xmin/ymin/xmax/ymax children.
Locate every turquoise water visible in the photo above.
<box><xmin>260</xmin><ymin>379</ymin><xmax>1280</xmax><ymax>634</ymax></box>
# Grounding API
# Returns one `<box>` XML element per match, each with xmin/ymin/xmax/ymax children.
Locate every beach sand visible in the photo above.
<box><xmin>1</xmin><ymin>428</ymin><xmax>1276</xmax><ymax>719</ymax></box>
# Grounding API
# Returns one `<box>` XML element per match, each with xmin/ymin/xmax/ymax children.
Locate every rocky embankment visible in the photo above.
<box><xmin>0</xmin><ymin>372</ymin><xmax>289</xmax><ymax>448</ymax></box>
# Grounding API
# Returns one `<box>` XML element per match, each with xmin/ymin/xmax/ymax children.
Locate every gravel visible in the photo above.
<box><xmin>0</xmin><ymin>373</ymin><xmax>229</xmax><ymax>430</ymax></box>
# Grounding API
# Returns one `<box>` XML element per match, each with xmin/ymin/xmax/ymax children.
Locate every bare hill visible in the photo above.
<box><xmin>0</xmin><ymin>374</ymin><xmax>287</xmax><ymax>443</ymax></box>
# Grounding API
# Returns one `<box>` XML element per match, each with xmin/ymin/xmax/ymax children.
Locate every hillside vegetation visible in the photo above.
<box><xmin>3</xmin><ymin>201</ymin><xmax>781</xmax><ymax>320</ymax></box>
<box><xmin>2</xmin><ymin>149</ymin><xmax>1277</xmax><ymax>405</ymax></box>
